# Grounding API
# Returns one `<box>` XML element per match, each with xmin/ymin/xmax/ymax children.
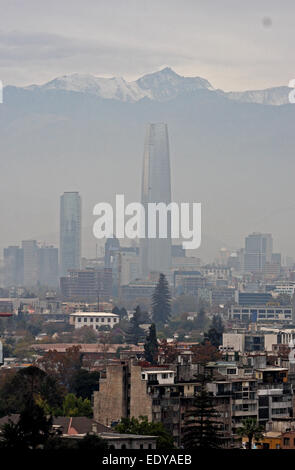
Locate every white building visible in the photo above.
<box><xmin>274</xmin><ymin>284</ymin><xmax>295</xmax><ymax>297</ymax></box>
<box><xmin>70</xmin><ymin>312</ymin><xmax>119</xmax><ymax>330</ymax></box>
<box><xmin>141</xmin><ymin>369</ymin><xmax>175</xmax><ymax>385</ymax></box>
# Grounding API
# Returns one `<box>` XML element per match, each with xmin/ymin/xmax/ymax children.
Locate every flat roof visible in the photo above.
<box><xmin>142</xmin><ymin>370</ymin><xmax>175</xmax><ymax>374</ymax></box>
<box><xmin>70</xmin><ymin>312</ymin><xmax>118</xmax><ymax>317</ymax></box>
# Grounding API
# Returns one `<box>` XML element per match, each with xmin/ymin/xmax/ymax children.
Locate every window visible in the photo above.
<box><xmin>227</xmin><ymin>369</ymin><xmax>237</xmax><ymax>375</ymax></box>
<box><xmin>101</xmin><ymin>318</ymin><xmax>105</xmax><ymax>322</ymax></box>
<box><xmin>78</xmin><ymin>318</ymin><xmax>81</xmax><ymax>322</ymax></box>
<box><xmin>90</xmin><ymin>318</ymin><xmax>93</xmax><ymax>322</ymax></box>
<box><xmin>108</xmin><ymin>318</ymin><xmax>111</xmax><ymax>323</ymax></box>
<box><xmin>162</xmin><ymin>373</ymin><xmax>168</xmax><ymax>379</ymax></box>
<box><xmin>96</xmin><ymin>318</ymin><xmax>99</xmax><ymax>322</ymax></box>
<box><xmin>283</xmin><ymin>438</ymin><xmax>290</xmax><ymax>446</ymax></box>
<box><xmin>84</xmin><ymin>318</ymin><xmax>87</xmax><ymax>322</ymax></box>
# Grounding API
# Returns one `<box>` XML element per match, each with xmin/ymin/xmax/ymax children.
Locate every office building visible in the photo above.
<box><xmin>140</xmin><ymin>123</ymin><xmax>172</xmax><ymax>278</ymax></box>
<box><xmin>60</xmin><ymin>191</ymin><xmax>81</xmax><ymax>276</ymax></box>
<box><xmin>244</xmin><ymin>233</ymin><xmax>273</xmax><ymax>273</ymax></box>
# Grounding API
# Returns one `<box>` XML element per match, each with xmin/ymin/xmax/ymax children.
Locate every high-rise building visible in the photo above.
<box><xmin>60</xmin><ymin>192</ymin><xmax>81</xmax><ymax>276</ymax></box>
<box><xmin>22</xmin><ymin>240</ymin><xmax>38</xmax><ymax>286</ymax></box>
<box><xmin>244</xmin><ymin>232</ymin><xmax>273</xmax><ymax>273</ymax></box>
<box><xmin>60</xmin><ymin>267</ymin><xmax>112</xmax><ymax>301</ymax></box>
<box><xmin>140</xmin><ymin>123</ymin><xmax>171</xmax><ymax>278</ymax></box>
<box><xmin>3</xmin><ymin>246</ymin><xmax>24</xmax><ymax>286</ymax></box>
<box><xmin>38</xmin><ymin>245</ymin><xmax>59</xmax><ymax>287</ymax></box>
<box><xmin>4</xmin><ymin>242</ymin><xmax>58</xmax><ymax>288</ymax></box>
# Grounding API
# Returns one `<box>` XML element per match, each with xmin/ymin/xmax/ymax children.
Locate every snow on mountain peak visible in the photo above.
<box><xmin>32</xmin><ymin>68</ymin><xmax>213</xmax><ymax>102</ymax></box>
<box><xmin>24</xmin><ymin>68</ymin><xmax>289</xmax><ymax>106</ymax></box>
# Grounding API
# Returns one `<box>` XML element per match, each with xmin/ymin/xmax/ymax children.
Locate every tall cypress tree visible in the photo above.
<box><xmin>182</xmin><ymin>388</ymin><xmax>221</xmax><ymax>449</ymax></box>
<box><xmin>144</xmin><ymin>323</ymin><xmax>159</xmax><ymax>364</ymax></box>
<box><xmin>205</xmin><ymin>315</ymin><xmax>224</xmax><ymax>347</ymax></box>
<box><xmin>152</xmin><ymin>273</ymin><xmax>171</xmax><ymax>325</ymax></box>
<box><xmin>125</xmin><ymin>306</ymin><xmax>145</xmax><ymax>345</ymax></box>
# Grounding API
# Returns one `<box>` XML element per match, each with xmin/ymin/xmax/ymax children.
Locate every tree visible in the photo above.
<box><xmin>112</xmin><ymin>306</ymin><xmax>128</xmax><ymax>321</ymax></box>
<box><xmin>152</xmin><ymin>273</ymin><xmax>171</xmax><ymax>325</ymax></box>
<box><xmin>144</xmin><ymin>324</ymin><xmax>158</xmax><ymax>364</ymax></box>
<box><xmin>182</xmin><ymin>388</ymin><xmax>221</xmax><ymax>449</ymax></box>
<box><xmin>0</xmin><ymin>366</ymin><xmax>63</xmax><ymax>417</ymax></box>
<box><xmin>237</xmin><ymin>418</ymin><xmax>264</xmax><ymax>449</ymax></box>
<box><xmin>125</xmin><ymin>306</ymin><xmax>145</xmax><ymax>345</ymax></box>
<box><xmin>195</xmin><ymin>306</ymin><xmax>206</xmax><ymax>330</ymax></box>
<box><xmin>74</xmin><ymin>326</ymin><xmax>97</xmax><ymax>343</ymax></box>
<box><xmin>53</xmin><ymin>393</ymin><xmax>93</xmax><ymax>418</ymax></box>
<box><xmin>205</xmin><ymin>315</ymin><xmax>224</xmax><ymax>347</ymax></box>
<box><xmin>158</xmin><ymin>339</ymin><xmax>178</xmax><ymax>364</ymax></box>
<box><xmin>115</xmin><ymin>416</ymin><xmax>174</xmax><ymax>450</ymax></box>
<box><xmin>37</xmin><ymin>345</ymin><xmax>83</xmax><ymax>391</ymax></box>
<box><xmin>0</xmin><ymin>401</ymin><xmax>53</xmax><ymax>449</ymax></box>
<box><xmin>191</xmin><ymin>341</ymin><xmax>221</xmax><ymax>365</ymax></box>
<box><xmin>70</xmin><ymin>369</ymin><xmax>100</xmax><ymax>400</ymax></box>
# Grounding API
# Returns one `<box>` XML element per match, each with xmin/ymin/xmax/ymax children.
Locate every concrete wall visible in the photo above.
<box><xmin>93</xmin><ymin>364</ymin><xmax>127</xmax><ymax>426</ymax></box>
<box><xmin>130</xmin><ymin>362</ymin><xmax>153</xmax><ymax>421</ymax></box>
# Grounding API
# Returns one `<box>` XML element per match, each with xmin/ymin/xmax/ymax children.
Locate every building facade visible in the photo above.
<box><xmin>60</xmin><ymin>191</ymin><xmax>81</xmax><ymax>276</ymax></box>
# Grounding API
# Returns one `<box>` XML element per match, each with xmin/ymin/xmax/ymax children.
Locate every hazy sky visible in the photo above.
<box><xmin>0</xmin><ymin>0</ymin><xmax>294</xmax><ymax>91</ymax></box>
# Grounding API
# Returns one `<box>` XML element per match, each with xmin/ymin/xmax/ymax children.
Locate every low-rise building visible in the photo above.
<box><xmin>70</xmin><ymin>311</ymin><xmax>119</xmax><ymax>330</ymax></box>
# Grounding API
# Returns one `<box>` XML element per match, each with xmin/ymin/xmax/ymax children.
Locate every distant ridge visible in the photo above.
<box><xmin>21</xmin><ymin>67</ymin><xmax>290</xmax><ymax>105</ymax></box>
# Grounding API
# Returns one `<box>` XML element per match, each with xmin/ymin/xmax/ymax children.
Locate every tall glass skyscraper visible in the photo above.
<box><xmin>244</xmin><ymin>232</ymin><xmax>273</xmax><ymax>273</ymax></box>
<box><xmin>140</xmin><ymin>123</ymin><xmax>172</xmax><ymax>278</ymax></box>
<box><xmin>60</xmin><ymin>192</ymin><xmax>81</xmax><ymax>276</ymax></box>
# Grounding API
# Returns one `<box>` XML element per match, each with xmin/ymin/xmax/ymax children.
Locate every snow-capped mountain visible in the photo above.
<box><xmin>135</xmin><ymin>67</ymin><xmax>213</xmax><ymax>101</ymax></box>
<box><xmin>33</xmin><ymin>73</ymin><xmax>149</xmax><ymax>102</ymax></box>
<box><xmin>224</xmin><ymin>86</ymin><xmax>290</xmax><ymax>106</ymax></box>
<box><xmin>27</xmin><ymin>67</ymin><xmax>213</xmax><ymax>103</ymax></box>
<box><xmin>24</xmin><ymin>67</ymin><xmax>290</xmax><ymax>105</ymax></box>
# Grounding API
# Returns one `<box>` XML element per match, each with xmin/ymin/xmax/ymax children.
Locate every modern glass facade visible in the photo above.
<box><xmin>140</xmin><ymin>123</ymin><xmax>172</xmax><ymax>278</ymax></box>
<box><xmin>60</xmin><ymin>191</ymin><xmax>81</xmax><ymax>276</ymax></box>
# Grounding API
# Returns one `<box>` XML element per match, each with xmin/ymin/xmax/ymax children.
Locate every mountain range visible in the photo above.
<box><xmin>0</xmin><ymin>67</ymin><xmax>294</xmax><ymax>261</ymax></box>
<box><xmin>24</xmin><ymin>67</ymin><xmax>290</xmax><ymax>105</ymax></box>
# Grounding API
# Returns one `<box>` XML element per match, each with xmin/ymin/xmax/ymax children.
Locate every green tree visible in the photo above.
<box><xmin>54</xmin><ymin>393</ymin><xmax>93</xmax><ymax>418</ymax></box>
<box><xmin>115</xmin><ymin>416</ymin><xmax>174</xmax><ymax>450</ymax></box>
<box><xmin>182</xmin><ymin>388</ymin><xmax>221</xmax><ymax>449</ymax></box>
<box><xmin>125</xmin><ymin>306</ymin><xmax>145</xmax><ymax>345</ymax></box>
<box><xmin>144</xmin><ymin>323</ymin><xmax>158</xmax><ymax>364</ymax></box>
<box><xmin>0</xmin><ymin>366</ymin><xmax>63</xmax><ymax>417</ymax></box>
<box><xmin>0</xmin><ymin>401</ymin><xmax>53</xmax><ymax>449</ymax></box>
<box><xmin>237</xmin><ymin>418</ymin><xmax>264</xmax><ymax>449</ymax></box>
<box><xmin>205</xmin><ymin>315</ymin><xmax>224</xmax><ymax>347</ymax></box>
<box><xmin>152</xmin><ymin>273</ymin><xmax>171</xmax><ymax>325</ymax></box>
<box><xmin>70</xmin><ymin>369</ymin><xmax>100</xmax><ymax>400</ymax></box>
<box><xmin>195</xmin><ymin>306</ymin><xmax>206</xmax><ymax>330</ymax></box>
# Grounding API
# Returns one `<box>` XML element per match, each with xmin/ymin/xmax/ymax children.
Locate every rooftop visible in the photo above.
<box><xmin>70</xmin><ymin>312</ymin><xmax>119</xmax><ymax>317</ymax></box>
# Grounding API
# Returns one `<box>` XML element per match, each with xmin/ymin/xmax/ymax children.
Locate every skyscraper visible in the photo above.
<box><xmin>244</xmin><ymin>232</ymin><xmax>273</xmax><ymax>273</ymax></box>
<box><xmin>22</xmin><ymin>240</ymin><xmax>38</xmax><ymax>286</ymax></box>
<box><xmin>140</xmin><ymin>123</ymin><xmax>172</xmax><ymax>278</ymax></box>
<box><xmin>60</xmin><ymin>192</ymin><xmax>81</xmax><ymax>276</ymax></box>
